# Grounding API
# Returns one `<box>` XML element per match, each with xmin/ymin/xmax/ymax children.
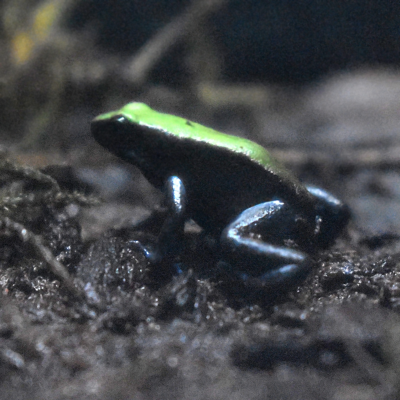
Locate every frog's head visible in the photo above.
<box><xmin>91</xmin><ymin>103</ymin><xmax>168</xmax><ymax>167</ymax></box>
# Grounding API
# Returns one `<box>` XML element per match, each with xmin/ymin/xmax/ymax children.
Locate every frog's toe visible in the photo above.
<box><xmin>226</xmin><ymin>257</ymin><xmax>312</xmax><ymax>290</ymax></box>
<box><xmin>217</xmin><ymin>254</ymin><xmax>312</xmax><ymax>291</ymax></box>
<box><xmin>256</xmin><ymin>260</ymin><xmax>312</xmax><ymax>288</ymax></box>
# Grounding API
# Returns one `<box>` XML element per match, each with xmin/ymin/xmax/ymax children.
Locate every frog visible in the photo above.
<box><xmin>91</xmin><ymin>102</ymin><xmax>350</xmax><ymax>290</ymax></box>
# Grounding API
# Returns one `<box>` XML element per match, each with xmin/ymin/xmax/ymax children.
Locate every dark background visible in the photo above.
<box><xmin>68</xmin><ymin>0</ymin><xmax>400</xmax><ymax>83</ymax></box>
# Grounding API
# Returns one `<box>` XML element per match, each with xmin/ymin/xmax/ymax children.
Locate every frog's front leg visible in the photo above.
<box><xmin>137</xmin><ymin>176</ymin><xmax>187</xmax><ymax>263</ymax></box>
<box><xmin>220</xmin><ymin>201</ymin><xmax>312</xmax><ymax>289</ymax></box>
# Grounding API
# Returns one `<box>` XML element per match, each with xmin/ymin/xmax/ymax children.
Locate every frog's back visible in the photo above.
<box><xmin>97</xmin><ymin>103</ymin><xmax>293</xmax><ymax>179</ymax></box>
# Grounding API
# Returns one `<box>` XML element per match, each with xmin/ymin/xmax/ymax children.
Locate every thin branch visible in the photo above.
<box><xmin>1</xmin><ymin>217</ymin><xmax>85</xmax><ymax>301</ymax></box>
<box><xmin>273</xmin><ymin>146</ymin><xmax>400</xmax><ymax>170</ymax></box>
<box><xmin>124</xmin><ymin>0</ymin><xmax>228</xmax><ymax>84</ymax></box>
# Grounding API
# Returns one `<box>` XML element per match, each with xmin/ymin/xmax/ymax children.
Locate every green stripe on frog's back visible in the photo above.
<box><xmin>96</xmin><ymin>103</ymin><xmax>289</xmax><ymax>178</ymax></box>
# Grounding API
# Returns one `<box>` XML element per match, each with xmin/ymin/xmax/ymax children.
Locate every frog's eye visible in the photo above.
<box><xmin>115</xmin><ymin>116</ymin><xmax>128</xmax><ymax>124</ymax></box>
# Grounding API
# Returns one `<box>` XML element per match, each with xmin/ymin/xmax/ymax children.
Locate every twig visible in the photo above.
<box><xmin>273</xmin><ymin>146</ymin><xmax>400</xmax><ymax>170</ymax></box>
<box><xmin>124</xmin><ymin>0</ymin><xmax>228</xmax><ymax>84</ymax></box>
<box><xmin>1</xmin><ymin>217</ymin><xmax>85</xmax><ymax>301</ymax></box>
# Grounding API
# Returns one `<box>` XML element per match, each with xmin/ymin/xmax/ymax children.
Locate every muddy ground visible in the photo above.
<box><xmin>1</xmin><ymin>70</ymin><xmax>400</xmax><ymax>399</ymax></box>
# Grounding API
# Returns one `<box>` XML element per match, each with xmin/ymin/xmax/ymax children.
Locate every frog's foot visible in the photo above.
<box><xmin>220</xmin><ymin>201</ymin><xmax>313</xmax><ymax>289</ymax></box>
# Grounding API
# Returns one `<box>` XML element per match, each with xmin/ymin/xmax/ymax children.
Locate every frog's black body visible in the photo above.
<box><xmin>146</xmin><ymin>144</ymin><xmax>315</xmax><ymax>234</ymax></box>
<box><xmin>92</xmin><ymin>111</ymin><xmax>350</xmax><ymax>290</ymax></box>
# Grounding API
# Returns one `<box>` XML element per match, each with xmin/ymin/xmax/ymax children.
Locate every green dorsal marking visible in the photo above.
<box><xmin>94</xmin><ymin>102</ymin><xmax>297</xmax><ymax>183</ymax></box>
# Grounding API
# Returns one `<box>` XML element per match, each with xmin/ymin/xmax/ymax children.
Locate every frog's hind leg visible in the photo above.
<box><xmin>220</xmin><ymin>201</ymin><xmax>312</xmax><ymax>289</ymax></box>
<box><xmin>306</xmin><ymin>185</ymin><xmax>351</xmax><ymax>249</ymax></box>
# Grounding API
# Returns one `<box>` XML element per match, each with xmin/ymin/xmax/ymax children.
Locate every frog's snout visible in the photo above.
<box><xmin>91</xmin><ymin>116</ymin><xmax>127</xmax><ymax>153</ymax></box>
